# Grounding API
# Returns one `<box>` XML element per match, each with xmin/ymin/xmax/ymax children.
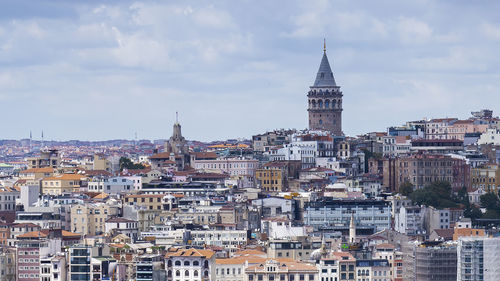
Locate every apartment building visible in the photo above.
<box><xmin>70</xmin><ymin>203</ymin><xmax>119</xmax><ymax>236</ymax></box>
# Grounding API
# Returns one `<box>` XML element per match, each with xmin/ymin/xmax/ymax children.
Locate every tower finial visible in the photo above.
<box><xmin>176</xmin><ymin>111</ymin><xmax>178</xmax><ymax>124</ymax></box>
<box><xmin>323</xmin><ymin>38</ymin><xmax>326</xmax><ymax>53</ymax></box>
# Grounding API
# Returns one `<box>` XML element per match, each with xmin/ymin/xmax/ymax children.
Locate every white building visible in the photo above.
<box><xmin>190</xmin><ymin>230</ymin><xmax>247</xmax><ymax>250</ymax></box>
<box><xmin>165</xmin><ymin>248</ymin><xmax>216</xmax><ymax>281</ymax></box>
<box><xmin>394</xmin><ymin>206</ymin><xmax>426</xmax><ymax>235</ymax></box>
<box><xmin>105</xmin><ymin>217</ymin><xmax>139</xmax><ymax>242</ymax></box>
<box><xmin>457</xmin><ymin>237</ymin><xmax>500</xmax><ymax>281</ymax></box>
<box><xmin>87</xmin><ymin>176</ymin><xmax>141</xmax><ymax>194</ymax></box>
<box><xmin>477</xmin><ymin>128</ymin><xmax>500</xmax><ymax>145</ymax></box>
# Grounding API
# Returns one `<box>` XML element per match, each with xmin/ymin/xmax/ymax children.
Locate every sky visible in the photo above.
<box><xmin>1</xmin><ymin>0</ymin><xmax>499</xmax><ymax>142</ymax></box>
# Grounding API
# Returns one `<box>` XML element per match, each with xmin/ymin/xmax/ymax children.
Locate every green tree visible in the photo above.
<box><xmin>119</xmin><ymin>157</ymin><xmax>145</xmax><ymax>171</ymax></box>
<box><xmin>480</xmin><ymin>192</ymin><xmax>500</xmax><ymax>210</ymax></box>
<box><xmin>399</xmin><ymin>182</ymin><xmax>414</xmax><ymax>196</ymax></box>
<box><xmin>409</xmin><ymin>181</ymin><xmax>457</xmax><ymax>208</ymax></box>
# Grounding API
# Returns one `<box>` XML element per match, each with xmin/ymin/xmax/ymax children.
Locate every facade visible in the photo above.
<box><xmin>26</xmin><ymin>150</ymin><xmax>60</xmax><ymax>169</ymax></box>
<box><xmin>394</xmin><ymin>206</ymin><xmax>426</xmax><ymax>236</ymax></box>
<box><xmin>70</xmin><ymin>203</ymin><xmax>119</xmax><ymax>236</ymax></box>
<box><xmin>246</xmin><ymin>259</ymin><xmax>318</xmax><ymax>281</ymax></box>
<box><xmin>41</xmin><ymin>174</ymin><xmax>86</xmax><ymax>195</ymax></box>
<box><xmin>87</xmin><ymin>176</ymin><xmax>140</xmax><ymax>194</ymax></box>
<box><xmin>307</xmin><ymin>46</ymin><xmax>343</xmax><ymax>136</ymax></box>
<box><xmin>457</xmin><ymin>237</ymin><xmax>500</xmax><ymax>281</ymax></box>
<box><xmin>385</xmin><ymin>154</ymin><xmax>470</xmax><ymax>192</ymax></box>
<box><xmin>68</xmin><ymin>245</ymin><xmax>91</xmax><ymax>281</ymax></box>
<box><xmin>470</xmin><ymin>164</ymin><xmax>499</xmax><ymax>194</ymax></box>
<box><xmin>317</xmin><ymin>252</ymin><xmax>356</xmax><ymax>281</ymax></box>
<box><xmin>192</xmin><ymin>157</ymin><xmax>258</xmax><ymax>177</ymax></box>
<box><xmin>304</xmin><ymin>200</ymin><xmax>391</xmax><ymax>231</ymax></box>
<box><xmin>165</xmin><ymin>248</ymin><xmax>216</xmax><ymax>281</ymax></box>
<box><xmin>404</xmin><ymin>241</ymin><xmax>457</xmax><ymax>281</ymax></box>
<box><xmin>189</xmin><ymin>230</ymin><xmax>247</xmax><ymax>250</ymax></box>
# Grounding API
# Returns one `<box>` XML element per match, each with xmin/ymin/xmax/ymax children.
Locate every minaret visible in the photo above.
<box><xmin>349</xmin><ymin>213</ymin><xmax>356</xmax><ymax>243</ymax></box>
<box><xmin>307</xmin><ymin>40</ymin><xmax>343</xmax><ymax>135</ymax></box>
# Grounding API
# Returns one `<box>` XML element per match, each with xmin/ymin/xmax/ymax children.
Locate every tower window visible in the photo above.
<box><xmin>319</xmin><ymin>119</ymin><xmax>323</xmax><ymax>125</ymax></box>
<box><xmin>321</xmin><ymin>73</ymin><xmax>324</xmax><ymax>78</ymax></box>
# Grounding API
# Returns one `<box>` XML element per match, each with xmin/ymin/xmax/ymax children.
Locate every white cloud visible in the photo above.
<box><xmin>396</xmin><ymin>17</ymin><xmax>432</xmax><ymax>44</ymax></box>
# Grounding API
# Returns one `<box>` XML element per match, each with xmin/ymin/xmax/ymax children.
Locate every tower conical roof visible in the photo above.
<box><xmin>313</xmin><ymin>52</ymin><xmax>336</xmax><ymax>87</ymax></box>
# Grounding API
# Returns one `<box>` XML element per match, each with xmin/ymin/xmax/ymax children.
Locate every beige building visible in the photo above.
<box><xmin>26</xmin><ymin>149</ymin><xmax>60</xmax><ymax>169</ymax></box>
<box><xmin>41</xmin><ymin>174</ymin><xmax>86</xmax><ymax>195</ymax></box>
<box><xmin>124</xmin><ymin>194</ymin><xmax>164</xmax><ymax>210</ymax></box>
<box><xmin>246</xmin><ymin>259</ymin><xmax>318</xmax><ymax>281</ymax></box>
<box><xmin>93</xmin><ymin>154</ymin><xmax>111</xmax><ymax>172</ymax></box>
<box><xmin>70</xmin><ymin>203</ymin><xmax>119</xmax><ymax>236</ymax></box>
<box><xmin>18</xmin><ymin>167</ymin><xmax>54</xmax><ymax>187</ymax></box>
<box><xmin>471</xmin><ymin>164</ymin><xmax>499</xmax><ymax>194</ymax></box>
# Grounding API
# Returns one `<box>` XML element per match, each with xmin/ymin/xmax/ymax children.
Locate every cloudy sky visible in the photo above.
<box><xmin>1</xmin><ymin>0</ymin><xmax>499</xmax><ymax>141</ymax></box>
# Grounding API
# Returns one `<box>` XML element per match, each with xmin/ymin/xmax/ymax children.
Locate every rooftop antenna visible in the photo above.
<box><xmin>29</xmin><ymin>130</ymin><xmax>32</xmax><ymax>153</ymax></box>
<box><xmin>41</xmin><ymin>130</ymin><xmax>44</xmax><ymax>149</ymax></box>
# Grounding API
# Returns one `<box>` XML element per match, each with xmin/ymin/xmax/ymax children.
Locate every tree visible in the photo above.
<box><xmin>399</xmin><ymin>182</ymin><xmax>414</xmax><ymax>196</ymax></box>
<box><xmin>480</xmin><ymin>193</ymin><xmax>500</xmax><ymax>210</ymax></box>
<box><xmin>409</xmin><ymin>181</ymin><xmax>457</xmax><ymax>208</ymax></box>
<box><xmin>119</xmin><ymin>157</ymin><xmax>145</xmax><ymax>171</ymax></box>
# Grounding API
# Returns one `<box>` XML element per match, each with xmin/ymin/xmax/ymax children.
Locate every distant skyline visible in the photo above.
<box><xmin>1</xmin><ymin>0</ymin><xmax>499</xmax><ymax>141</ymax></box>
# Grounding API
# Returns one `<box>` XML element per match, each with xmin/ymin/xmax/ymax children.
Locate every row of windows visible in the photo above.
<box><xmin>249</xmin><ymin>274</ymin><xmax>315</xmax><ymax>281</ymax></box>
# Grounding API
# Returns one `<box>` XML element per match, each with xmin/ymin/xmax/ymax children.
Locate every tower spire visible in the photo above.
<box><xmin>323</xmin><ymin>38</ymin><xmax>326</xmax><ymax>53</ymax></box>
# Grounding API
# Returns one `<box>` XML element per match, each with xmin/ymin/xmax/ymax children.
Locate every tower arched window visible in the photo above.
<box><xmin>318</xmin><ymin>100</ymin><xmax>323</xmax><ymax>108</ymax></box>
<box><xmin>332</xmin><ymin>100</ymin><xmax>336</xmax><ymax>109</ymax></box>
<box><xmin>175</xmin><ymin>261</ymin><xmax>181</xmax><ymax>266</ymax></box>
<box><xmin>312</xmin><ymin>100</ymin><xmax>316</xmax><ymax>108</ymax></box>
<box><xmin>185</xmin><ymin>270</ymin><xmax>190</xmax><ymax>277</ymax></box>
<box><xmin>194</xmin><ymin>270</ymin><xmax>199</xmax><ymax>277</ymax></box>
<box><xmin>325</xmin><ymin>100</ymin><xmax>330</xmax><ymax>108</ymax></box>
<box><xmin>319</xmin><ymin>119</ymin><xmax>323</xmax><ymax>125</ymax></box>
<box><xmin>184</xmin><ymin>261</ymin><xmax>190</xmax><ymax>266</ymax></box>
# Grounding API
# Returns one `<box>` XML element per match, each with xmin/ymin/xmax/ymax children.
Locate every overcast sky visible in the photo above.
<box><xmin>1</xmin><ymin>0</ymin><xmax>499</xmax><ymax>141</ymax></box>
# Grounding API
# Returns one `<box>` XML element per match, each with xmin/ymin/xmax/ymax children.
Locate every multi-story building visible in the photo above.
<box><xmin>87</xmin><ymin>176</ymin><xmax>138</xmax><ymax>194</ymax></box>
<box><xmin>0</xmin><ymin>247</ymin><xmax>16</xmax><ymax>281</ymax></box>
<box><xmin>317</xmin><ymin>252</ymin><xmax>356</xmax><ymax>281</ymax></box>
<box><xmin>404</xmin><ymin>241</ymin><xmax>457</xmax><ymax>281</ymax></box>
<box><xmin>70</xmin><ymin>203</ymin><xmax>119</xmax><ymax>236</ymax></box>
<box><xmin>424</xmin><ymin>118</ymin><xmax>458</xmax><ymax>140</ymax></box>
<box><xmin>124</xmin><ymin>194</ymin><xmax>164</xmax><ymax>211</ymax></box>
<box><xmin>189</xmin><ymin>230</ymin><xmax>247</xmax><ymax>251</ymax></box>
<box><xmin>394</xmin><ymin>206</ymin><xmax>426</xmax><ymax>236</ymax></box>
<box><xmin>165</xmin><ymin>248</ymin><xmax>216</xmax><ymax>281</ymax></box>
<box><xmin>355</xmin><ymin>259</ymin><xmax>391</xmax><ymax>281</ymax></box>
<box><xmin>304</xmin><ymin>199</ymin><xmax>391</xmax><ymax>231</ymax></box>
<box><xmin>26</xmin><ymin>149</ymin><xmax>60</xmax><ymax>169</ymax></box>
<box><xmin>385</xmin><ymin>154</ymin><xmax>470</xmax><ymax>192</ymax></box>
<box><xmin>470</xmin><ymin>164</ymin><xmax>499</xmax><ymax>194</ymax></box>
<box><xmin>192</xmin><ymin>157</ymin><xmax>259</xmax><ymax>178</ymax></box>
<box><xmin>252</xmin><ymin>130</ymin><xmax>294</xmax><ymax>153</ymax></box>
<box><xmin>136</xmin><ymin>254</ymin><xmax>165</xmax><ymax>281</ymax></box>
<box><xmin>18</xmin><ymin>167</ymin><xmax>55</xmax><ymax>188</ymax></box>
<box><xmin>16</xmin><ymin>233</ymin><xmax>62</xmax><ymax>281</ymax></box>
<box><xmin>68</xmin><ymin>245</ymin><xmax>91</xmax><ymax>281</ymax></box>
<box><xmin>40</xmin><ymin>254</ymin><xmax>66</xmax><ymax>281</ymax></box>
<box><xmin>105</xmin><ymin>217</ymin><xmax>139</xmax><ymax>242</ymax></box>
<box><xmin>457</xmin><ymin>237</ymin><xmax>500</xmax><ymax>281</ymax></box>
<box><xmin>246</xmin><ymin>259</ymin><xmax>318</xmax><ymax>281</ymax></box>
<box><xmin>255</xmin><ymin>161</ymin><xmax>300</xmax><ymax>192</ymax></box>
<box><xmin>41</xmin><ymin>174</ymin><xmax>86</xmax><ymax>195</ymax></box>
